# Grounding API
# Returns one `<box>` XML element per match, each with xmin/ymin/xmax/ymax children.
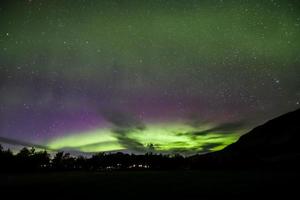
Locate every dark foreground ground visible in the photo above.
<box><xmin>1</xmin><ymin>170</ymin><xmax>299</xmax><ymax>199</ymax></box>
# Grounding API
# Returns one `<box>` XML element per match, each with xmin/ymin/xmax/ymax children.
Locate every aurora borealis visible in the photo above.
<box><xmin>0</xmin><ymin>0</ymin><xmax>300</xmax><ymax>155</ymax></box>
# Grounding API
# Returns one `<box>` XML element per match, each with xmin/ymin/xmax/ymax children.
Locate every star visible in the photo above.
<box><xmin>274</xmin><ymin>79</ymin><xmax>280</xmax><ymax>84</ymax></box>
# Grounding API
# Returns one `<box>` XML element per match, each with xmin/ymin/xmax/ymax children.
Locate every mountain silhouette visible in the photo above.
<box><xmin>190</xmin><ymin>108</ymin><xmax>300</xmax><ymax>169</ymax></box>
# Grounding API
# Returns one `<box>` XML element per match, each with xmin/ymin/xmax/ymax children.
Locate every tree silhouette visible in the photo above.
<box><xmin>0</xmin><ymin>145</ymin><xmax>14</xmax><ymax>171</ymax></box>
<box><xmin>31</xmin><ymin>150</ymin><xmax>50</xmax><ymax>170</ymax></box>
<box><xmin>0</xmin><ymin>144</ymin><xmax>192</xmax><ymax>172</ymax></box>
<box><xmin>0</xmin><ymin>143</ymin><xmax>197</xmax><ymax>172</ymax></box>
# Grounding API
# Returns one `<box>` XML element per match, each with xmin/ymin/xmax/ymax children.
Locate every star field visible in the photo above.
<box><xmin>0</xmin><ymin>0</ymin><xmax>299</xmax><ymax>154</ymax></box>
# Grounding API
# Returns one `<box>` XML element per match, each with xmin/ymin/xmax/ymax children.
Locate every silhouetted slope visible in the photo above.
<box><xmin>190</xmin><ymin>108</ymin><xmax>300</xmax><ymax>168</ymax></box>
<box><xmin>225</xmin><ymin>108</ymin><xmax>300</xmax><ymax>155</ymax></box>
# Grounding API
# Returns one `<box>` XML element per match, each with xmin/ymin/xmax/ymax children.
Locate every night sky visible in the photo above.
<box><xmin>0</xmin><ymin>0</ymin><xmax>299</xmax><ymax>155</ymax></box>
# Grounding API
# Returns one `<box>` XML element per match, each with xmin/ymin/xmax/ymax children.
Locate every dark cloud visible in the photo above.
<box><xmin>160</xmin><ymin>142</ymin><xmax>224</xmax><ymax>155</ymax></box>
<box><xmin>0</xmin><ymin>136</ymin><xmax>53</xmax><ymax>151</ymax></box>
<box><xmin>166</xmin><ymin>148</ymin><xmax>199</xmax><ymax>155</ymax></box>
<box><xmin>184</xmin><ymin>113</ymin><xmax>208</xmax><ymax>128</ymax></box>
<box><xmin>71</xmin><ymin>141</ymin><xmax>117</xmax><ymax>150</ymax></box>
<box><xmin>155</xmin><ymin>143</ymin><xmax>222</xmax><ymax>155</ymax></box>
<box><xmin>183</xmin><ymin>121</ymin><xmax>246</xmax><ymax>137</ymax></box>
<box><xmin>101</xmin><ymin>109</ymin><xmax>147</xmax><ymax>153</ymax></box>
<box><xmin>150</xmin><ymin>141</ymin><xmax>223</xmax><ymax>155</ymax></box>
<box><xmin>200</xmin><ymin>142</ymin><xmax>224</xmax><ymax>153</ymax></box>
<box><xmin>196</xmin><ymin>121</ymin><xmax>246</xmax><ymax>135</ymax></box>
<box><xmin>114</xmin><ymin>134</ymin><xmax>146</xmax><ymax>153</ymax></box>
<box><xmin>101</xmin><ymin>109</ymin><xmax>145</xmax><ymax>130</ymax></box>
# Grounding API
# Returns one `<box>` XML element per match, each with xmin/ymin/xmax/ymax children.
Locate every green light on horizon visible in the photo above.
<box><xmin>47</xmin><ymin>122</ymin><xmax>242</xmax><ymax>154</ymax></box>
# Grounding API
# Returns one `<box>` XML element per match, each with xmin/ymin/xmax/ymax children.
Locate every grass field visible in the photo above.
<box><xmin>1</xmin><ymin>170</ymin><xmax>299</xmax><ymax>198</ymax></box>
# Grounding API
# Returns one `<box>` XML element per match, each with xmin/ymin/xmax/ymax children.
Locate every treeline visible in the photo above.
<box><xmin>0</xmin><ymin>144</ymin><xmax>187</xmax><ymax>172</ymax></box>
<box><xmin>1</xmin><ymin>144</ymin><xmax>296</xmax><ymax>171</ymax></box>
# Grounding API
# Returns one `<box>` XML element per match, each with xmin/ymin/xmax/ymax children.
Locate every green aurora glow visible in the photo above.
<box><xmin>1</xmin><ymin>0</ymin><xmax>299</xmax><ymax>155</ymax></box>
<box><xmin>48</xmin><ymin>123</ymin><xmax>241</xmax><ymax>154</ymax></box>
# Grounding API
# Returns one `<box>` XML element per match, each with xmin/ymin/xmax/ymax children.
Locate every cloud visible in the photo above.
<box><xmin>165</xmin><ymin>148</ymin><xmax>200</xmax><ymax>155</ymax></box>
<box><xmin>114</xmin><ymin>134</ymin><xmax>146</xmax><ymax>152</ymax></box>
<box><xmin>185</xmin><ymin>121</ymin><xmax>246</xmax><ymax>137</ymax></box>
<box><xmin>0</xmin><ymin>136</ymin><xmax>53</xmax><ymax>151</ymax></box>
<box><xmin>101</xmin><ymin>109</ymin><xmax>147</xmax><ymax>153</ymax></box>
<box><xmin>200</xmin><ymin>142</ymin><xmax>224</xmax><ymax>153</ymax></box>
<box><xmin>153</xmin><ymin>143</ymin><xmax>224</xmax><ymax>155</ymax></box>
<box><xmin>101</xmin><ymin>109</ymin><xmax>145</xmax><ymax>130</ymax></box>
<box><xmin>184</xmin><ymin>113</ymin><xmax>208</xmax><ymax>128</ymax></box>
